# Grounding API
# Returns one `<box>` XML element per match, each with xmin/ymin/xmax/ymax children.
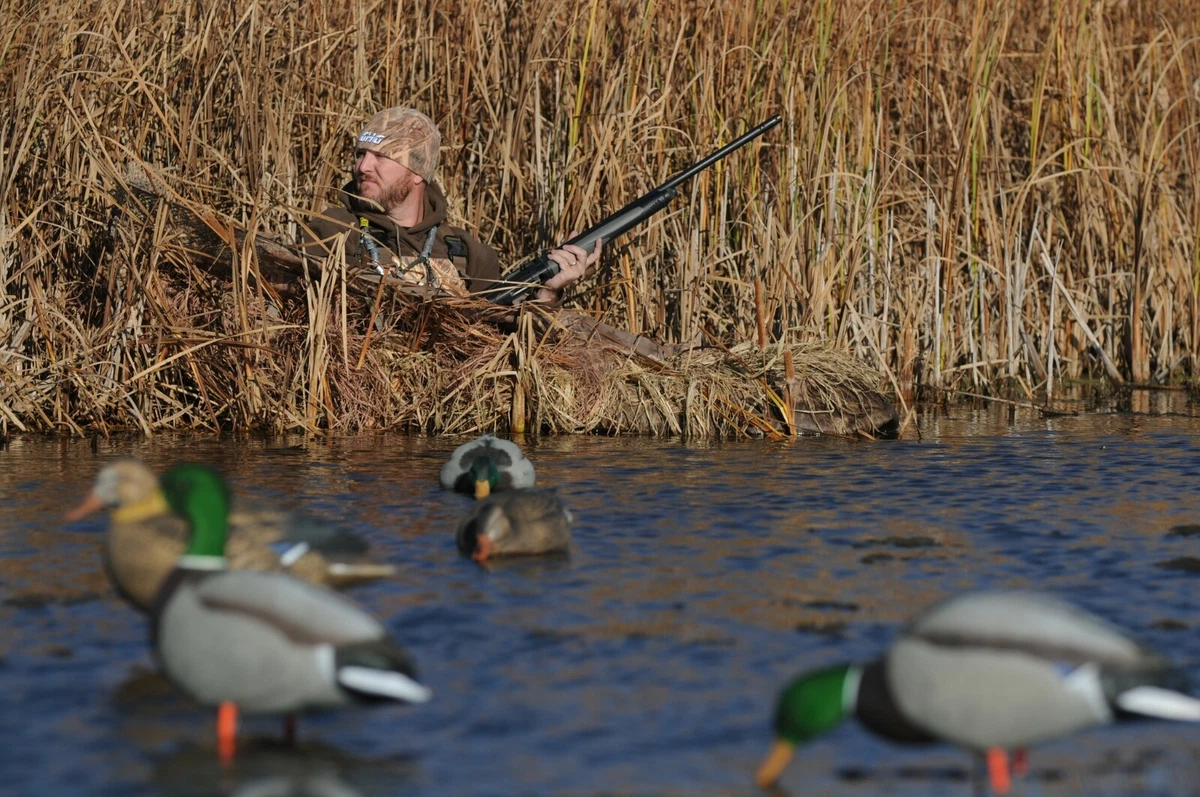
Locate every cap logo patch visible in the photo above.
<box><xmin>358</xmin><ymin>131</ymin><xmax>386</xmax><ymax>145</ymax></box>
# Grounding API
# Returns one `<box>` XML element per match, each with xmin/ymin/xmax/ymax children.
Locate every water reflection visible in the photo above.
<box><xmin>152</xmin><ymin>740</ymin><xmax>415</xmax><ymax>797</ymax></box>
<box><xmin>113</xmin><ymin>668</ymin><xmax>420</xmax><ymax>797</ymax></box>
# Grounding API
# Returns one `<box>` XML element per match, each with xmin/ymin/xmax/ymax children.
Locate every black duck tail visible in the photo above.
<box><xmin>335</xmin><ymin>640</ymin><xmax>431</xmax><ymax>704</ymax></box>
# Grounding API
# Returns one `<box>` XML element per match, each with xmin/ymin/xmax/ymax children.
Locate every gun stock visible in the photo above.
<box><xmin>488</xmin><ymin>114</ymin><xmax>781</xmax><ymax>306</ymax></box>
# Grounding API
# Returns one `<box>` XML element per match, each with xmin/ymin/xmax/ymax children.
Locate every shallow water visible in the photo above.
<box><xmin>3</xmin><ymin>393</ymin><xmax>1200</xmax><ymax>796</ymax></box>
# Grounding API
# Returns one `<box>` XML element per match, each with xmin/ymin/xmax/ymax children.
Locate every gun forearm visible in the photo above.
<box><xmin>488</xmin><ymin>188</ymin><xmax>678</xmax><ymax>306</ymax></box>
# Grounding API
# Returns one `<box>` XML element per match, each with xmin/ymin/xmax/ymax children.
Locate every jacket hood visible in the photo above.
<box><xmin>340</xmin><ymin>180</ymin><xmax>449</xmax><ymax>233</ymax></box>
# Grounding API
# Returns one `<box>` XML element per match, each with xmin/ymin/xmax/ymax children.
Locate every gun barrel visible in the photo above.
<box><xmin>658</xmin><ymin>114</ymin><xmax>782</xmax><ymax>192</ymax></box>
<box><xmin>486</xmin><ymin>187</ymin><xmax>679</xmax><ymax>306</ymax></box>
<box><xmin>489</xmin><ymin>113</ymin><xmax>782</xmax><ymax>306</ymax></box>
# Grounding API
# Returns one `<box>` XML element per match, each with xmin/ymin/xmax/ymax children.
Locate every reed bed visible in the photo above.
<box><xmin>1</xmin><ymin>0</ymin><xmax>1197</xmax><ymax>435</ymax></box>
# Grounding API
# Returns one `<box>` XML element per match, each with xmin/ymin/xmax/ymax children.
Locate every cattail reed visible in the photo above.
<box><xmin>0</xmin><ymin>0</ymin><xmax>1196</xmax><ymax>433</ymax></box>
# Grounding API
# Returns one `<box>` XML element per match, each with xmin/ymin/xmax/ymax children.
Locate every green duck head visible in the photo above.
<box><xmin>468</xmin><ymin>456</ymin><xmax>501</xmax><ymax>499</ymax></box>
<box><xmin>160</xmin><ymin>464</ymin><xmax>232</xmax><ymax>559</ymax></box>
<box><xmin>756</xmin><ymin>664</ymin><xmax>857</xmax><ymax>787</ymax></box>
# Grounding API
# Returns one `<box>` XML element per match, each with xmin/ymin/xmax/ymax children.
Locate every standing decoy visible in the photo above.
<box><xmin>756</xmin><ymin>590</ymin><xmax>1200</xmax><ymax>794</ymax></box>
<box><xmin>455</xmin><ymin>489</ymin><xmax>571</xmax><ymax>563</ymax></box>
<box><xmin>152</xmin><ymin>463</ymin><xmax>431</xmax><ymax>762</ymax></box>
<box><xmin>66</xmin><ymin>459</ymin><xmax>395</xmax><ymax>611</ymax></box>
<box><xmin>439</xmin><ymin>433</ymin><xmax>536</xmax><ymax>499</ymax></box>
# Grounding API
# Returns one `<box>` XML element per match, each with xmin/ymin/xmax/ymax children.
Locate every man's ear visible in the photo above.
<box><xmin>413</xmin><ymin>174</ymin><xmax>426</xmax><ymax>186</ymax></box>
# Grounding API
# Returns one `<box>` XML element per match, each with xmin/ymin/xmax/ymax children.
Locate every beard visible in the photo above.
<box><xmin>357</xmin><ymin>172</ymin><xmax>414</xmax><ymax>212</ymax></box>
<box><xmin>376</xmin><ymin>177</ymin><xmax>413</xmax><ymax>210</ymax></box>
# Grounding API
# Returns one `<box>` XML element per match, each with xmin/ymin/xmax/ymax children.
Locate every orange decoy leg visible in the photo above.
<box><xmin>986</xmin><ymin>747</ymin><xmax>1012</xmax><ymax>794</ymax></box>
<box><xmin>217</xmin><ymin>702</ymin><xmax>238</xmax><ymax>765</ymax></box>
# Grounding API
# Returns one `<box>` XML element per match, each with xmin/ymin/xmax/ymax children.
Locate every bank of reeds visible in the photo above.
<box><xmin>1</xmin><ymin>0</ymin><xmax>1197</xmax><ymax>434</ymax></box>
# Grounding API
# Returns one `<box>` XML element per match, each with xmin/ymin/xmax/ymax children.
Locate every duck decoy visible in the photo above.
<box><xmin>455</xmin><ymin>489</ymin><xmax>571</xmax><ymax>563</ymax></box>
<box><xmin>756</xmin><ymin>590</ymin><xmax>1200</xmax><ymax>794</ymax></box>
<box><xmin>439</xmin><ymin>433</ymin><xmax>535</xmax><ymax>499</ymax></box>
<box><xmin>66</xmin><ymin>459</ymin><xmax>395</xmax><ymax>611</ymax></box>
<box><xmin>152</xmin><ymin>463</ymin><xmax>431</xmax><ymax>762</ymax></box>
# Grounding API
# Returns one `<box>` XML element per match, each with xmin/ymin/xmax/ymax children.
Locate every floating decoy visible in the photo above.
<box><xmin>455</xmin><ymin>489</ymin><xmax>571</xmax><ymax>563</ymax></box>
<box><xmin>756</xmin><ymin>590</ymin><xmax>1200</xmax><ymax>794</ymax></box>
<box><xmin>152</xmin><ymin>463</ymin><xmax>430</xmax><ymax>761</ymax></box>
<box><xmin>66</xmin><ymin>459</ymin><xmax>394</xmax><ymax>611</ymax></box>
<box><xmin>439</xmin><ymin>433</ymin><xmax>536</xmax><ymax>499</ymax></box>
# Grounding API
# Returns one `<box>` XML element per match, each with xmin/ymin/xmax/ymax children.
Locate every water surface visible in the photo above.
<box><xmin>3</xmin><ymin>396</ymin><xmax>1200</xmax><ymax>795</ymax></box>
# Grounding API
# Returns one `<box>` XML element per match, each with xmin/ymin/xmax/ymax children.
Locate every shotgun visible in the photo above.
<box><xmin>488</xmin><ymin>114</ymin><xmax>782</xmax><ymax>306</ymax></box>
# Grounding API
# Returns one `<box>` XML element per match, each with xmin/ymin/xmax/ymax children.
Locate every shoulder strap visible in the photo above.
<box><xmin>358</xmin><ymin>217</ymin><xmax>385</xmax><ymax>274</ymax></box>
<box><xmin>392</xmin><ymin>225</ymin><xmax>440</xmax><ymax>287</ymax></box>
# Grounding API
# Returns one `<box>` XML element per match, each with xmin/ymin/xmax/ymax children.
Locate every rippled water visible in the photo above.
<box><xmin>3</xmin><ymin>393</ymin><xmax>1200</xmax><ymax>796</ymax></box>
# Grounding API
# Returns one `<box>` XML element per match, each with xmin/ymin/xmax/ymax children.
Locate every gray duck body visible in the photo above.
<box><xmin>152</xmin><ymin>566</ymin><xmax>426</xmax><ymax>714</ymax></box>
<box><xmin>439</xmin><ymin>433</ymin><xmax>536</xmax><ymax>494</ymax></box>
<box><xmin>882</xmin><ymin>591</ymin><xmax>1175</xmax><ymax>750</ymax></box>
<box><xmin>455</xmin><ymin>489</ymin><xmax>571</xmax><ymax>558</ymax></box>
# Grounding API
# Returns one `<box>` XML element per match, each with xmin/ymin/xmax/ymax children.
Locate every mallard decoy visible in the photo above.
<box><xmin>65</xmin><ymin>459</ymin><xmax>395</xmax><ymax>611</ymax></box>
<box><xmin>153</xmin><ymin>463</ymin><xmax>430</xmax><ymax>762</ymax></box>
<box><xmin>756</xmin><ymin>591</ymin><xmax>1200</xmax><ymax>794</ymax></box>
<box><xmin>439</xmin><ymin>433</ymin><xmax>535</xmax><ymax>499</ymax></box>
<box><xmin>455</xmin><ymin>489</ymin><xmax>571</xmax><ymax>563</ymax></box>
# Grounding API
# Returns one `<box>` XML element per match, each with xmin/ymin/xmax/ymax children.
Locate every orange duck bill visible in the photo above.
<box><xmin>64</xmin><ymin>492</ymin><xmax>106</xmax><ymax>522</ymax></box>
<box><xmin>471</xmin><ymin>535</ymin><xmax>493</xmax><ymax>563</ymax></box>
<box><xmin>755</xmin><ymin>740</ymin><xmax>795</xmax><ymax>788</ymax></box>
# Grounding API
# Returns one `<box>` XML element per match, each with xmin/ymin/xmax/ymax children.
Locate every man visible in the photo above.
<box><xmin>303</xmin><ymin>107</ymin><xmax>599</xmax><ymax>303</ymax></box>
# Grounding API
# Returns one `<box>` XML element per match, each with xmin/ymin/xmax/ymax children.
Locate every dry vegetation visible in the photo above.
<box><xmin>1</xmin><ymin>0</ymin><xmax>1197</xmax><ymax>435</ymax></box>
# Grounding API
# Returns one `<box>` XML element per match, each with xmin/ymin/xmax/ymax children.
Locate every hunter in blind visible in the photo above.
<box><xmin>301</xmin><ymin>107</ymin><xmax>599</xmax><ymax>304</ymax></box>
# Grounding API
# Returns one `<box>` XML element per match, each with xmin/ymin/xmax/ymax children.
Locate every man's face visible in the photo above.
<box><xmin>355</xmin><ymin>149</ymin><xmax>419</xmax><ymax>209</ymax></box>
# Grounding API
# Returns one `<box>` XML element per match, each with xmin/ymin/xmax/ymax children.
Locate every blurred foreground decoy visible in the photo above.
<box><xmin>756</xmin><ymin>590</ymin><xmax>1200</xmax><ymax>794</ymax></box>
<box><xmin>152</xmin><ymin>463</ymin><xmax>430</xmax><ymax>762</ymax></box>
<box><xmin>455</xmin><ymin>489</ymin><xmax>571</xmax><ymax>563</ymax></box>
<box><xmin>65</xmin><ymin>459</ymin><xmax>395</xmax><ymax>611</ymax></box>
<box><xmin>439</xmin><ymin>433</ymin><xmax>535</xmax><ymax>499</ymax></box>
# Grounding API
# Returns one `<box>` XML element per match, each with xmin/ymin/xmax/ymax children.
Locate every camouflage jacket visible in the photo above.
<box><xmin>302</xmin><ymin>181</ymin><xmax>501</xmax><ymax>295</ymax></box>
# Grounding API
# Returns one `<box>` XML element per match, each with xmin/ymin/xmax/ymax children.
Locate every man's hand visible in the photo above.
<box><xmin>536</xmin><ymin>234</ymin><xmax>602</xmax><ymax>304</ymax></box>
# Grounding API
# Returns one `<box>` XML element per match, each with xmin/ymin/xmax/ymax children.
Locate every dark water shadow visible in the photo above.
<box><xmin>463</xmin><ymin>551</ymin><xmax>573</xmax><ymax>576</ymax></box>
<box><xmin>831</xmin><ymin>745</ymin><xmax>1175</xmax><ymax>789</ymax></box>
<box><xmin>111</xmin><ymin>666</ymin><xmax>192</xmax><ymax>720</ymax></box>
<box><xmin>1</xmin><ymin>589</ymin><xmax>104</xmax><ymax>609</ymax></box>
<box><xmin>835</xmin><ymin>764</ymin><xmax>969</xmax><ymax>783</ymax></box>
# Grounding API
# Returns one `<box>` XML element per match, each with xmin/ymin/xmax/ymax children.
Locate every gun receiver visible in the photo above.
<box><xmin>488</xmin><ymin>114</ymin><xmax>782</xmax><ymax>306</ymax></box>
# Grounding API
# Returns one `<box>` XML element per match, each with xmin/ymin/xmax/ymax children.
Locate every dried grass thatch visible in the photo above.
<box><xmin>33</xmin><ymin>165</ymin><xmax>895</xmax><ymax>439</ymax></box>
<box><xmin>359</xmin><ymin>298</ymin><xmax>898</xmax><ymax>438</ymax></box>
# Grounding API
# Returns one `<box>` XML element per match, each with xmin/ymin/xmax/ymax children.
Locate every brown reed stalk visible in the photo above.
<box><xmin>0</xmin><ymin>0</ymin><xmax>1197</xmax><ymax>434</ymax></box>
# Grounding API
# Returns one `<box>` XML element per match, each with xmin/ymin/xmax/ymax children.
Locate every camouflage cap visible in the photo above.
<box><xmin>356</xmin><ymin>108</ymin><xmax>441</xmax><ymax>181</ymax></box>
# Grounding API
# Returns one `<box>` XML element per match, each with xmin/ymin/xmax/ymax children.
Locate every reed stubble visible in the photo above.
<box><xmin>1</xmin><ymin>0</ymin><xmax>1197</xmax><ymax>434</ymax></box>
